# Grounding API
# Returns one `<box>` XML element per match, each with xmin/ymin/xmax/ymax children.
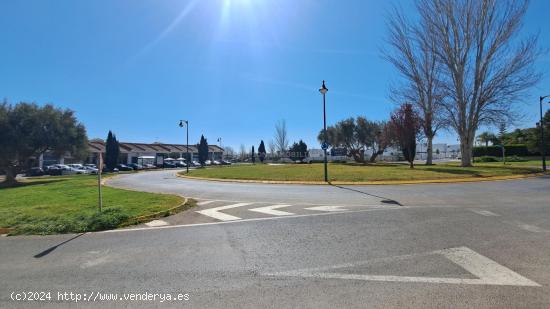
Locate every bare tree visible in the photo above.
<box><xmin>384</xmin><ymin>5</ymin><xmax>446</xmax><ymax>165</ymax></box>
<box><xmin>268</xmin><ymin>140</ymin><xmax>276</xmax><ymax>159</ymax></box>
<box><xmin>239</xmin><ymin>144</ymin><xmax>247</xmax><ymax>161</ymax></box>
<box><xmin>417</xmin><ymin>0</ymin><xmax>541</xmax><ymax>166</ymax></box>
<box><xmin>274</xmin><ymin>120</ymin><xmax>289</xmax><ymax>154</ymax></box>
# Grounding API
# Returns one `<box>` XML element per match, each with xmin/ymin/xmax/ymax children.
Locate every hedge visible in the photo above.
<box><xmin>473</xmin><ymin>144</ymin><xmax>532</xmax><ymax>157</ymax></box>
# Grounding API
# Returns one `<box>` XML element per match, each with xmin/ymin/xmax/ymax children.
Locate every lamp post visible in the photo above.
<box><xmin>179</xmin><ymin>120</ymin><xmax>189</xmax><ymax>173</ymax></box>
<box><xmin>217</xmin><ymin>138</ymin><xmax>222</xmax><ymax>161</ymax></box>
<box><xmin>540</xmin><ymin>95</ymin><xmax>550</xmax><ymax>172</ymax></box>
<box><xmin>319</xmin><ymin>80</ymin><xmax>329</xmax><ymax>182</ymax></box>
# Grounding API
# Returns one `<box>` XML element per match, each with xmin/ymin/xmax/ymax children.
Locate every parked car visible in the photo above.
<box><xmin>116</xmin><ymin>164</ymin><xmax>133</xmax><ymax>171</ymax></box>
<box><xmin>85</xmin><ymin>164</ymin><xmax>97</xmax><ymax>169</ymax></box>
<box><xmin>221</xmin><ymin>160</ymin><xmax>232</xmax><ymax>165</ymax></box>
<box><xmin>212</xmin><ymin>160</ymin><xmax>221</xmax><ymax>165</ymax></box>
<box><xmin>26</xmin><ymin>167</ymin><xmax>44</xmax><ymax>177</ymax></box>
<box><xmin>174</xmin><ymin>161</ymin><xmax>187</xmax><ymax>168</ymax></box>
<box><xmin>67</xmin><ymin>164</ymin><xmax>89</xmax><ymax>174</ymax></box>
<box><xmin>83</xmin><ymin>166</ymin><xmax>99</xmax><ymax>174</ymax></box>
<box><xmin>144</xmin><ymin>164</ymin><xmax>157</xmax><ymax>169</ymax></box>
<box><xmin>163</xmin><ymin>162</ymin><xmax>177</xmax><ymax>168</ymax></box>
<box><xmin>191</xmin><ymin>161</ymin><xmax>201</xmax><ymax>167</ymax></box>
<box><xmin>205</xmin><ymin>160</ymin><xmax>212</xmax><ymax>166</ymax></box>
<box><xmin>128</xmin><ymin>163</ymin><xmax>143</xmax><ymax>170</ymax></box>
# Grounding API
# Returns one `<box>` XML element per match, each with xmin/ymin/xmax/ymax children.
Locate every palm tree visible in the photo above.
<box><xmin>476</xmin><ymin>132</ymin><xmax>497</xmax><ymax>147</ymax></box>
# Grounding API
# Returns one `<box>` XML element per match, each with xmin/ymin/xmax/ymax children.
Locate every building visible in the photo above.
<box><xmin>36</xmin><ymin>140</ymin><xmax>224</xmax><ymax>168</ymax></box>
<box><xmin>86</xmin><ymin>139</ymin><xmax>224</xmax><ymax>165</ymax></box>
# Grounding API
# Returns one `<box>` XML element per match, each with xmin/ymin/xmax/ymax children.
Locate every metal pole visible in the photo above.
<box><xmin>98</xmin><ymin>153</ymin><xmax>103</xmax><ymax>212</ymax></box>
<box><xmin>541</xmin><ymin>96</ymin><xmax>547</xmax><ymax>172</ymax></box>
<box><xmin>186</xmin><ymin>122</ymin><xmax>189</xmax><ymax>174</ymax></box>
<box><xmin>323</xmin><ymin>91</ymin><xmax>328</xmax><ymax>182</ymax></box>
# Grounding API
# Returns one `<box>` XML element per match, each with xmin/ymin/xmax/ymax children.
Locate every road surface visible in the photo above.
<box><xmin>1</xmin><ymin>169</ymin><xmax>550</xmax><ymax>308</ymax></box>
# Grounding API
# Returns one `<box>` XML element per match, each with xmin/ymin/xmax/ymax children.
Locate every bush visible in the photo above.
<box><xmin>473</xmin><ymin>144</ymin><xmax>532</xmax><ymax>157</ymax></box>
<box><xmin>83</xmin><ymin>208</ymin><xmax>129</xmax><ymax>231</ymax></box>
<box><xmin>474</xmin><ymin>156</ymin><xmax>499</xmax><ymax>163</ymax></box>
<box><xmin>506</xmin><ymin>155</ymin><xmax>527</xmax><ymax>162</ymax></box>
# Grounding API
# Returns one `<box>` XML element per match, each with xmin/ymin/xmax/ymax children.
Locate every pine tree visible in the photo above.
<box><xmin>258</xmin><ymin>140</ymin><xmax>266</xmax><ymax>163</ymax></box>
<box><xmin>198</xmin><ymin>135</ymin><xmax>209</xmax><ymax>166</ymax></box>
<box><xmin>105</xmin><ymin>131</ymin><xmax>120</xmax><ymax>171</ymax></box>
<box><xmin>251</xmin><ymin>146</ymin><xmax>256</xmax><ymax>164</ymax></box>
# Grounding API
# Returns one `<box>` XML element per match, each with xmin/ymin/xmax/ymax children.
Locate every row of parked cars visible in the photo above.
<box><xmin>25</xmin><ymin>159</ymin><xmax>233</xmax><ymax>177</ymax></box>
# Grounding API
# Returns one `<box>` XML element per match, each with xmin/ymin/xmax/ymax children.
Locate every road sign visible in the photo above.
<box><xmin>321</xmin><ymin>142</ymin><xmax>329</xmax><ymax>150</ymax></box>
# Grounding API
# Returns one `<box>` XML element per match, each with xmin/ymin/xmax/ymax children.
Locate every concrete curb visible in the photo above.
<box><xmin>176</xmin><ymin>171</ymin><xmax>545</xmax><ymax>186</ymax></box>
<box><xmin>120</xmin><ymin>196</ymin><xmax>194</xmax><ymax>227</ymax></box>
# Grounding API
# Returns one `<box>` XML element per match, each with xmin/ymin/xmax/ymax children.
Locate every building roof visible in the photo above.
<box><xmin>88</xmin><ymin>140</ymin><xmax>224</xmax><ymax>154</ymax></box>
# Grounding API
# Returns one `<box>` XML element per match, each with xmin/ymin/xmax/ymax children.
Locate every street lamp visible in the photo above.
<box><xmin>179</xmin><ymin>120</ymin><xmax>189</xmax><ymax>173</ymax></box>
<box><xmin>539</xmin><ymin>96</ymin><xmax>550</xmax><ymax>172</ymax></box>
<box><xmin>319</xmin><ymin>80</ymin><xmax>329</xmax><ymax>182</ymax></box>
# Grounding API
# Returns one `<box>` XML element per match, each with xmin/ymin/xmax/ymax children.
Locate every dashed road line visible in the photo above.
<box><xmin>249</xmin><ymin>204</ymin><xmax>294</xmax><ymax>216</ymax></box>
<box><xmin>196</xmin><ymin>202</ymin><xmax>252</xmax><ymax>221</ymax></box>
<box><xmin>305</xmin><ymin>206</ymin><xmax>350</xmax><ymax>212</ymax></box>
<box><xmin>197</xmin><ymin>200</ymin><xmax>217</xmax><ymax>206</ymax></box>
<box><xmin>469</xmin><ymin>209</ymin><xmax>500</xmax><ymax>217</ymax></box>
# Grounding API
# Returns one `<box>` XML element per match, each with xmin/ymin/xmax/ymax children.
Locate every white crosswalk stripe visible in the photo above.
<box><xmin>196</xmin><ymin>202</ymin><xmax>252</xmax><ymax>221</ymax></box>
<box><xmin>305</xmin><ymin>206</ymin><xmax>350</xmax><ymax>212</ymax></box>
<box><xmin>249</xmin><ymin>205</ymin><xmax>294</xmax><ymax>216</ymax></box>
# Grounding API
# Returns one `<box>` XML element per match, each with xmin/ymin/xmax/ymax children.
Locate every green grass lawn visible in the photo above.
<box><xmin>0</xmin><ymin>174</ymin><xmax>186</xmax><ymax>235</ymax></box>
<box><xmin>184</xmin><ymin>162</ymin><xmax>541</xmax><ymax>182</ymax></box>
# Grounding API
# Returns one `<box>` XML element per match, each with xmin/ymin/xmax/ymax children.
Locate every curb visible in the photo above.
<box><xmin>120</xmin><ymin>197</ymin><xmax>195</xmax><ymax>227</ymax></box>
<box><xmin>176</xmin><ymin>171</ymin><xmax>545</xmax><ymax>186</ymax></box>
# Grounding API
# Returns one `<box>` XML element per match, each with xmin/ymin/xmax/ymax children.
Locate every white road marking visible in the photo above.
<box><xmin>516</xmin><ymin>223</ymin><xmax>549</xmax><ymax>233</ymax></box>
<box><xmin>145</xmin><ymin>220</ymin><xmax>169</xmax><ymax>227</ymax></box>
<box><xmin>101</xmin><ymin>206</ymin><xmax>404</xmax><ymax>233</ymax></box>
<box><xmin>264</xmin><ymin>246</ymin><xmax>540</xmax><ymax>287</ymax></box>
<box><xmin>196</xmin><ymin>203</ymin><xmax>252</xmax><ymax>221</ymax></box>
<box><xmin>249</xmin><ymin>204</ymin><xmax>294</xmax><ymax>216</ymax></box>
<box><xmin>305</xmin><ymin>206</ymin><xmax>349</xmax><ymax>212</ymax></box>
<box><xmin>469</xmin><ymin>209</ymin><xmax>500</xmax><ymax>217</ymax></box>
<box><xmin>197</xmin><ymin>200</ymin><xmax>217</xmax><ymax>206</ymax></box>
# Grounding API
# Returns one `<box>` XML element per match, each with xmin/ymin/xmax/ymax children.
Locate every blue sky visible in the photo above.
<box><xmin>1</xmin><ymin>0</ymin><xmax>549</xmax><ymax>150</ymax></box>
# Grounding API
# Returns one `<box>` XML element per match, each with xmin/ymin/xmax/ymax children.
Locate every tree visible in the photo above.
<box><xmin>319</xmin><ymin>117</ymin><xmax>390</xmax><ymax>163</ymax></box>
<box><xmin>417</xmin><ymin>0</ymin><xmax>541</xmax><ymax>166</ymax></box>
<box><xmin>0</xmin><ymin>102</ymin><xmax>88</xmax><ymax>185</ymax></box>
<box><xmin>384</xmin><ymin>5</ymin><xmax>445</xmax><ymax>165</ymax></box>
<box><xmin>274</xmin><ymin>120</ymin><xmax>289</xmax><ymax>154</ymax></box>
<box><xmin>268</xmin><ymin>140</ymin><xmax>276</xmax><ymax>159</ymax></box>
<box><xmin>198</xmin><ymin>135</ymin><xmax>209</xmax><ymax>166</ymax></box>
<box><xmin>477</xmin><ymin>131</ymin><xmax>497</xmax><ymax>147</ymax></box>
<box><xmin>105</xmin><ymin>131</ymin><xmax>120</xmax><ymax>171</ymax></box>
<box><xmin>389</xmin><ymin>103</ymin><xmax>421</xmax><ymax>168</ymax></box>
<box><xmin>251</xmin><ymin>146</ymin><xmax>256</xmax><ymax>164</ymax></box>
<box><xmin>258</xmin><ymin>140</ymin><xmax>266</xmax><ymax>163</ymax></box>
<box><xmin>224</xmin><ymin>146</ymin><xmax>235</xmax><ymax>160</ymax></box>
<box><xmin>368</xmin><ymin>122</ymin><xmax>394</xmax><ymax>163</ymax></box>
<box><xmin>289</xmin><ymin>140</ymin><xmax>308</xmax><ymax>161</ymax></box>
<box><xmin>239</xmin><ymin>144</ymin><xmax>247</xmax><ymax>161</ymax></box>
<box><xmin>498</xmin><ymin>122</ymin><xmax>507</xmax><ymax>145</ymax></box>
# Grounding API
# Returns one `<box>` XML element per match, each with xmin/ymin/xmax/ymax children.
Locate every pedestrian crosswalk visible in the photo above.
<box><xmin>193</xmin><ymin>200</ymin><xmax>401</xmax><ymax>222</ymax></box>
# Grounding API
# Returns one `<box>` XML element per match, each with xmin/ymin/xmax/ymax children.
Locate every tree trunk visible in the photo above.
<box><xmin>460</xmin><ymin>136</ymin><xmax>474</xmax><ymax>167</ymax></box>
<box><xmin>3</xmin><ymin>168</ymin><xmax>18</xmax><ymax>186</ymax></box>
<box><xmin>369</xmin><ymin>150</ymin><xmax>382</xmax><ymax>163</ymax></box>
<box><xmin>425</xmin><ymin>135</ymin><xmax>434</xmax><ymax>165</ymax></box>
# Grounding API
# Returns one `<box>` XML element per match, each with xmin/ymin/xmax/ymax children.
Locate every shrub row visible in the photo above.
<box><xmin>473</xmin><ymin>144</ymin><xmax>533</xmax><ymax>157</ymax></box>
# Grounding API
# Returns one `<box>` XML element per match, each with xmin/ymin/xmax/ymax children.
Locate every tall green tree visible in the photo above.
<box><xmin>0</xmin><ymin>102</ymin><xmax>88</xmax><ymax>185</ymax></box>
<box><xmin>105</xmin><ymin>131</ymin><xmax>120</xmax><ymax>171</ymax></box>
<box><xmin>258</xmin><ymin>140</ymin><xmax>266</xmax><ymax>163</ymax></box>
<box><xmin>477</xmin><ymin>131</ymin><xmax>497</xmax><ymax>147</ymax></box>
<box><xmin>251</xmin><ymin>146</ymin><xmax>256</xmax><ymax>164</ymax></box>
<box><xmin>289</xmin><ymin>140</ymin><xmax>308</xmax><ymax>161</ymax></box>
<box><xmin>198</xmin><ymin>135</ymin><xmax>209</xmax><ymax>166</ymax></box>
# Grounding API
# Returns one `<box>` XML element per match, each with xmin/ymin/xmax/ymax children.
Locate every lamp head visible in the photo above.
<box><xmin>319</xmin><ymin>80</ymin><xmax>328</xmax><ymax>94</ymax></box>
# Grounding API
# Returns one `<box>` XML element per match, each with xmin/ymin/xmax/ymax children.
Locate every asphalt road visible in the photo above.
<box><xmin>1</xmin><ymin>170</ymin><xmax>550</xmax><ymax>308</ymax></box>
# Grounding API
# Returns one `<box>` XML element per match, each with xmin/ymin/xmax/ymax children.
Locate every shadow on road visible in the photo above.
<box><xmin>329</xmin><ymin>184</ymin><xmax>403</xmax><ymax>206</ymax></box>
<box><xmin>33</xmin><ymin>233</ymin><xmax>86</xmax><ymax>258</ymax></box>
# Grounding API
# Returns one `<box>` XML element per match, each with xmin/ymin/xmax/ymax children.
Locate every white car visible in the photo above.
<box><xmin>205</xmin><ymin>160</ymin><xmax>212</xmax><ymax>166</ymax></box>
<box><xmin>67</xmin><ymin>164</ymin><xmax>89</xmax><ymax>174</ymax></box>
